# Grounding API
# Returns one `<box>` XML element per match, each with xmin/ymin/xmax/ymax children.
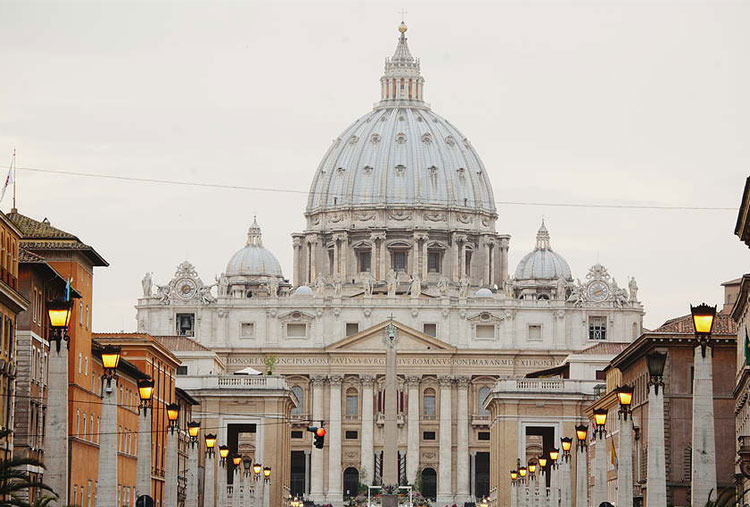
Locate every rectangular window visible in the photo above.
<box><xmin>286</xmin><ymin>323</ymin><xmax>307</xmax><ymax>338</ymax></box>
<box><xmin>528</xmin><ymin>325</ymin><xmax>542</xmax><ymax>341</ymax></box>
<box><xmin>475</xmin><ymin>324</ymin><xmax>495</xmax><ymax>339</ymax></box>
<box><xmin>423</xmin><ymin>431</ymin><xmax>436</xmax><ymax>440</ymax></box>
<box><xmin>392</xmin><ymin>251</ymin><xmax>407</xmax><ymax>271</ymax></box>
<box><xmin>427</xmin><ymin>251</ymin><xmax>441</xmax><ymax>273</ymax></box>
<box><xmin>465</xmin><ymin>250</ymin><xmax>473</xmax><ymax>276</ymax></box>
<box><xmin>291</xmin><ymin>430</ymin><xmax>304</xmax><ymax>439</ymax></box>
<box><xmin>478</xmin><ymin>432</ymin><xmax>490</xmax><ymax>441</ymax></box>
<box><xmin>177</xmin><ymin>365</ymin><xmax>188</xmax><ymax>376</ymax></box>
<box><xmin>346</xmin><ymin>323</ymin><xmax>359</xmax><ymax>336</ymax></box>
<box><xmin>176</xmin><ymin>313</ymin><xmax>195</xmax><ymax>336</ymax></box>
<box><xmin>588</xmin><ymin>316</ymin><xmax>607</xmax><ymax>340</ymax></box>
<box><xmin>345</xmin><ymin>430</ymin><xmax>359</xmax><ymax>440</ymax></box>
<box><xmin>423</xmin><ymin>323</ymin><xmax>437</xmax><ymax>337</ymax></box>
<box><xmin>240</xmin><ymin>322</ymin><xmax>255</xmax><ymax>338</ymax></box>
<box><xmin>358</xmin><ymin>251</ymin><xmax>371</xmax><ymax>273</ymax></box>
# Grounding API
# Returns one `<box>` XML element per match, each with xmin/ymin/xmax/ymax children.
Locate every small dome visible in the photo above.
<box><xmin>474</xmin><ymin>288</ymin><xmax>494</xmax><ymax>298</ymax></box>
<box><xmin>225</xmin><ymin>218</ymin><xmax>284</xmax><ymax>279</ymax></box>
<box><xmin>294</xmin><ymin>285</ymin><xmax>313</xmax><ymax>296</ymax></box>
<box><xmin>514</xmin><ymin>221</ymin><xmax>572</xmax><ymax>281</ymax></box>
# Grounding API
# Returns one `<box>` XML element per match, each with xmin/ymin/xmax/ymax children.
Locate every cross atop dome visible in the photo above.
<box><xmin>379</xmin><ymin>22</ymin><xmax>426</xmax><ymax>107</ymax></box>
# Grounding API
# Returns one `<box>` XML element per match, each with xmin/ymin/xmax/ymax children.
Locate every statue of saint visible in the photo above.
<box><xmin>386</xmin><ymin>269</ymin><xmax>398</xmax><ymax>296</ymax></box>
<box><xmin>556</xmin><ymin>276</ymin><xmax>567</xmax><ymax>300</ymax></box>
<box><xmin>142</xmin><ymin>272</ymin><xmax>153</xmax><ymax>297</ymax></box>
<box><xmin>314</xmin><ymin>273</ymin><xmax>327</xmax><ymax>296</ymax></box>
<box><xmin>437</xmin><ymin>276</ymin><xmax>449</xmax><ymax>296</ymax></box>
<box><xmin>333</xmin><ymin>276</ymin><xmax>342</xmax><ymax>296</ymax></box>
<box><xmin>363</xmin><ymin>272</ymin><xmax>375</xmax><ymax>296</ymax></box>
<box><xmin>408</xmin><ymin>273</ymin><xmax>421</xmax><ymax>298</ymax></box>
<box><xmin>459</xmin><ymin>275</ymin><xmax>469</xmax><ymax>298</ymax></box>
<box><xmin>628</xmin><ymin>277</ymin><xmax>639</xmax><ymax>302</ymax></box>
<box><xmin>268</xmin><ymin>278</ymin><xmax>279</xmax><ymax>298</ymax></box>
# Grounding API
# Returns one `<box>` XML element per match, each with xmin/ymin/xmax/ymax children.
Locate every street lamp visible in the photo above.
<box><xmin>232</xmin><ymin>455</ymin><xmax>242</xmax><ymax>469</ymax></box>
<box><xmin>100</xmin><ymin>345</ymin><xmax>121</xmax><ymax>389</ymax></box>
<box><xmin>510</xmin><ymin>470</ymin><xmax>518</xmax><ymax>482</ymax></box>
<box><xmin>166</xmin><ymin>403</ymin><xmax>180</xmax><ymax>433</ymax></box>
<box><xmin>528</xmin><ymin>461</ymin><xmax>537</xmax><ymax>476</ymax></box>
<box><xmin>219</xmin><ymin>445</ymin><xmax>230</xmax><ymax>466</ymax></box>
<box><xmin>137</xmin><ymin>378</ymin><xmax>154</xmax><ymax>413</ymax></box>
<box><xmin>561</xmin><ymin>437</ymin><xmax>573</xmax><ymax>461</ymax></box>
<box><xmin>691</xmin><ymin>303</ymin><xmax>717</xmax><ymax>357</ymax></box>
<box><xmin>616</xmin><ymin>385</ymin><xmax>634</xmax><ymax>420</ymax></box>
<box><xmin>243</xmin><ymin>457</ymin><xmax>252</xmax><ymax>477</ymax></box>
<box><xmin>518</xmin><ymin>466</ymin><xmax>527</xmax><ymax>481</ymax></box>
<box><xmin>263</xmin><ymin>466</ymin><xmax>271</xmax><ymax>482</ymax></box>
<box><xmin>538</xmin><ymin>456</ymin><xmax>548</xmax><ymax>469</ymax></box>
<box><xmin>47</xmin><ymin>298</ymin><xmax>73</xmax><ymax>353</ymax></box>
<box><xmin>593</xmin><ymin>408</ymin><xmax>608</xmax><ymax>438</ymax></box>
<box><xmin>549</xmin><ymin>448</ymin><xmax>560</xmax><ymax>470</ymax></box>
<box><xmin>205</xmin><ymin>434</ymin><xmax>217</xmax><ymax>458</ymax></box>
<box><xmin>647</xmin><ymin>350</ymin><xmax>668</xmax><ymax>394</ymax></box>
<box><xmin>575</xmin><ymin>425</ymin><xmax>588</xmax><ymax>449</ymax></box>
<box><xmin>187</xmin><ymin>421</ymin><xmax>200</xmax><ymax>446</ymax></box>
<box><xmin>575</xmin><ymin>424</ymin><xmax>589</xmax><ymax>507</ymax></box>
<box><xmin>253</xmin><ymin>462</ymin><xmax>262</xmax><ymax>481</ymax></box>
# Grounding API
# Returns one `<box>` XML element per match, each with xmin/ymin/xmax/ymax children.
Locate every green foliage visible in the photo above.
<box><xmin>0</xmin><ymin>456</ymin><xmax>56</xmax><ymax>507</ymax></box>
<box><xmin>264</xmin><ymin>354</ymin><xmax>277</xmax><ymax>374</ymax></box>
<box><xmin>703</xmin><ymin>487</ymin><xmax>750</xmax><ymax>507</ymax></box>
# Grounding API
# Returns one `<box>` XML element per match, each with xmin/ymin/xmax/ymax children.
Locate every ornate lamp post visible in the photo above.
<box><xmin>528</xmin><ymin>460</ymin><xmax>539</xmax><ymax>506</ymax></box>
<box><xmin>136</xmin><ymin>378</ymin><xmax>155</xmax><ymax>499</ymax></box>
<box><xmin>616</xmin><ymin>385</ymin><xmax>635</xmax><ymax>507</ymax></box>
<box><xmin>575</xmin><ymin>425</ymin><xmax>588</xmax><ymax>507</ymax></box>
<box><xmin>205</xmin><ymin>434</ymin><xmax>217</xmax><ymax>457</ymax></box>
<box><xmin>518</xmin><ymin>465</ymin><xmax>528</xmax><ymax>507</ymax></box>
<box><xmin>646</xmin><ymin>350</ymin><xmax>668</xmax><ymax>506</ymax></box>
<box><xmin>100</xmin><ymin>345</ymin><xmax>121</xmax><ymax>390</ymax></box>
<box><xmin>164</xmin><ymin>403</ymin><xmax>180</xmax><ymax>507</ymax></box>
<box><xmin>204</xmin><ymin>434</ymin><xmax>218</xmax><ymax>507</ymax></box>
<box><xmin>43</xmin><ymin>297</ymin><xmax>74</xmax><ymax>506</ymax></box>
<box><xmin>510</xmin><ymin>470</ymin><xmax>519</xmax><ymax>507</ymax></box>
<box><xmin>560</xmin><ymin>438</ymin><xmax>573</xmax><ymax>507</ymax></box>
<box><xmin>691</xmin><ymin>303</ymin><xmax>718</xmax><ymax>507</ymax></box>
<box><xmin>219</xmin><ymin>445</ymin><xmax>231</xmax><ymax>467</ymax></box>
<box><xmin>98</xmin><ymin>344</ymin><xmax>122</xmax><ymax>507</ymax></box>
<box><xmin>185</xmin><ymin>421</ymin><xmax>201</xmax><ymax>507</ymax></box>
<box><xmin>592</xmin><ymin>408</ymin><xmax>608</xmax><ymax>505</ymax></box>
<box><xmin>253</xmin><ymin>462</ymin><xmax>263</xmax><ymax>481</ymax></box>
<box><xmin>263</xmin><ymin>467</ymin><xmax>272</xmax><ymax>482</ymax></box>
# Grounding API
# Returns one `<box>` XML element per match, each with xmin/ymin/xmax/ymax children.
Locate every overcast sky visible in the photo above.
<box><xmin>1</xmin><ymin>0</ymin><xmax>748</xmax><ymax>332</ymax></box>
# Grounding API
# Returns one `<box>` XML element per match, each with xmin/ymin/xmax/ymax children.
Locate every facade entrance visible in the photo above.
<box><xmin>290</xmin><ymin>451</ymin><xmax>306</xmax><ymax>497</ymax></box>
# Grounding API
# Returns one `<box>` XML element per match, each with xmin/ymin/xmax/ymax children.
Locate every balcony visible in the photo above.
<box><xmin>491</xmin><ymin>378</ymin><xmax>601</xmax><ymax>396</ymax></box>
<box><xmin>471</xmin><ymin>414</ymin><xmax>490</xmax><ymax>427</ymax></box>
<box><xmin>376</xmin><ymin>413</ymin><xmax>405</xmax><ymax>427</ymax></box>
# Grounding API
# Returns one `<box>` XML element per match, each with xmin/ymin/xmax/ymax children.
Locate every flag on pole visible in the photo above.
<box><xmin>0</xmin><ymin>151</ymin><xmax>15</xmax><ymax>205</ymax></box>
<box><xmin>64</xmin><ymin>278</ymin><xmax>71</xmax><ymax>302</ymax></box>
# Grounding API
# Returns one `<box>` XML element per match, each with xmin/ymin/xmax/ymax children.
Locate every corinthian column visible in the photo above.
<box><xmin>360</xmin><ymin>375</ymin><xmax>376</xmax><ymax>485</ymax></box>
<box><xmin>309</xmin><ymin>376</ymin><xmax>327</xmax><ymax>503</ymax></box>
<box><xmin>327</xmin><ymin>375</ymin><xmax>343</xmax><ymax>504</ymax></box>
<box><xmin>455</xmin><ymin>377</ymin><xmax>470</xmax><ymax>503</ymax></box>
<box><xmin>437</xmin><ymin>376</ymin><xmax>453</xmax><ymax>504</ymax></box>
<box><xmin>406</xmin><ymin>376</ymin><xmax>421</xmax><ymax>485</ymax></box>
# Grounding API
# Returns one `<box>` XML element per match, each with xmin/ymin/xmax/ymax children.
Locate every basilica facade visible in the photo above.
<box><xmin>135</xmin><ymin>23</ymin><xmax>644</xmax><ymax>507</ymax></box>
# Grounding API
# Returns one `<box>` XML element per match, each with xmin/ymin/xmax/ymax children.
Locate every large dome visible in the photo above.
<box><xmin>306</xmin><ymin>24</ymin><xmax>495</xmax><ymax>216</ymax></box>
<box><xmin>225</xmin><ymin>218</ymin><xmax>284</xmax><ymax>279</ymax></box>
<box><xmin>515</xmin><ymin>222</ymin><xmax>572</xmax><ymax>281</ymax></box>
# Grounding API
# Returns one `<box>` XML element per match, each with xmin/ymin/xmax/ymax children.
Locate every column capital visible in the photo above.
<box><xmin>452</xmin><ymin>233</ymin><xmax>467</xmax><ymax>244</ymax></box>
<box><xmin>328</xmin><ymin>374</ymin><xmax>344</xmax><ymax>385</ymax></box>
<box><xmin>405</xmin><ymin>375</ymin><xmax>422</xmax><ymax>387</ymax></box>
<box><xmin>455</xmin><ymin>376</ymin><xmax>471</xmax><ymax>388</ymax></box>
<box><xmin>360</xmin><ymin>374</ymin><xmax>377</xmax><ymax>386</ymax></box>
<box><xmin>370</xmin><ymin>231</ymin><xmax>387</xmax><ymax>242</ymax></box>
<box><xmin>437</xmin><ymin>375</ymin><xmax>454</xmax><ymax>387</ymax></box>
<box><xmin>310</xmin><ymin>374</ymin><xmax>328</xmax><ymax>387</ymax></box>
<box><xmin>333</xmin><ymin>232</ymin><xmax>348</xmax><ymax>243</ymax></box>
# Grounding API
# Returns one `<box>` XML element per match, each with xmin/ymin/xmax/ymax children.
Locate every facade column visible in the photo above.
<box><xmin>452</xmin><ymin>237</ymin><xmax>460</xmax><ymax>282</ymax></box>
<box><xmin>308</xmin><ymin>237</ymin><xmax>318</xmax><ymax>283</ymax></box>
<box><xmin>575</xmin><ymin>441</ymin><xmax>587</xmax><ymax>507</ymax></box>
<box><xmin>340</xmin><ymin>234</ymin><xmax>349</xmax><ymax>280</ymax></box>
<box><xmin>380</xmin><ymin>235</ymin><xmax>388</xmax><ymax>280</ymax></box>
<box><xmin>360</xmin><ymin>375</ymin><xmax>376</xmax><ymax>485</ymax></box>
<box><xmin>455</xmin><ymin>377</ymin><xmax>470</xmax><ymax>503</ymax></box>
<box><xmin>370</xmin><ymin>239</ymin><xmax>379</xmax><ymax>281</ymax></box>
<box><xmin>470</xmin><ymin>452</ymin><xmax>476</xmax><ymax>499</ymax></box>
<box><xmin>186</xmin><ymin>443</ymin><xmax>199</xmax><ymax>507</ymax></box>
<box><xmin>164</xmin><ymin>430</ymin><xmax>178</xmax><ymax>507</ymax></box>
<box><xmin>406</xmin><ymin>376</ymin><xmax>421</xmax><ymax>485</ymax></box>
<box><xmin>205</xmin><ymin>451</ymin><xmax>216</xmax><ymax>507</ymax></box>
<box><xmin>292</xmin><ymin>235</ymin><xmax>303</xmax><ymax>287</ymax></box>
<box><xmin>617</xmin><ymin>415</ymin><xmax>633</xmax><ymax>507</ymax></box>
<box><xmin>421</xmin><ymin>235</ymin><xmax>428</xmax><ymax>280</ymax></box>
<box><xmin>136</xmin><ymin>410</ymin><xmax>153</xmax><ymax>498</ymax></box>
<box><xmin>692</xmin><ymin>345</ymin><xmax>717</xmax><ymax>507</ymax></box>
<box><xmin>96</xmin><ymin>379</ymin><xmax>118</xmax><ymax>507</ymax></box>
<box><xmin>327</xmin><ymin>375</ymin><xmax>343</xmax><ymax>505</ymax></box>
<box><xmin>646</xmin><ymin>380</ymin><xmax>667</xmax><ymax>507</ymax></box>
<box><xmin>305</xmin><ymin>450</ymin><xmax>312</xmax><ymax>495</ymax></box>
<box><xmin>437</xmin><ymin>376</ymin><xmax>453</xmax><ymax>504</ymax></box>
<box><xmin>333</xmin><ymin>237</ymin><xmax>340</xmax><ymax>277</ymax></box>
<box><xmin>483</xmin><ymin>238</ymin><xmax>492</xmax><ymax>286</ymax></box>
<box><xmin>43</xmin><ymin>346</ymin><xmax>68</xmax><ymax>507</ymax></box>
<box><xmin>309</xmin><ymin>375</ymin><xmax>326</xmax><ymax>503</ymax></box>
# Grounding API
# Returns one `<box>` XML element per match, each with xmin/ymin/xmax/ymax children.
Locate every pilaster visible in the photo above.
<box><xmin>309</xmin><ymin>375</ymin><xmax>327</xmax><ymax>502</ymax></box>
<box><xmin>406</xmin><ymin>375</ymin><xmax>421</xmax><ymax>485</ymax></box>
<box><xmin>360</xmin><ymin>375</ymin><xmax>376</xmax><ymax>485</ymax></box>
<box><xmin>327</xmin><ymin>375</ymin><xmax>343</xmax><ymax>505</ymax></box>
<box><xmin>455</xmin><ymin>376</ymin><xmax>470</xmax><ymax>502</ymax></box>
<box><xmin>437</xmin><ymin>375</ymin><xmax>454</xmax><ymax>504</ymax></box>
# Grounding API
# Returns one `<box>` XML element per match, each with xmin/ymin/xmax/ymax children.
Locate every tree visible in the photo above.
<box><xmin>0</xmin><ymin>429</ymin><xmax>57</xmax><ymax>507</ymax></box>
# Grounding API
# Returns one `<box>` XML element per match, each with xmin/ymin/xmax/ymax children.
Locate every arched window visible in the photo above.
<box><xmin>478</xmin><ymin>387</ymin><xmax>490</xmax><ymax>416</ymax></box>
<box><xmin>421</xmin><ymin>468</ymin><xmax>437</xmax><ymax>500</ymax></box>
<box><xmin>291</xmin><ymin>386</ymin><xmax>304</xmax><ymax>415</ymax></box>
<box><xmin>423</xmin><ymin>388</ymin><xmax>436</xmax><ymax>417</ymax></box>
<box><xmin>343</xmin><ymin>467</ymin><xmax>359</xmax><ymax>498</ymax></box>
<box><xmin>346</xmin><ymin>388</ymin><xmax>359</xmax><ymax>417</ymax></box>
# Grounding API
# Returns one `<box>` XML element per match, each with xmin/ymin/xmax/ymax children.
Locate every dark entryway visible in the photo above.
<box><xmin>344</xmin><ymin>467</ymin><xmax>359</xmax><ymax>498</ymax></box>
<box><xmin>225</xmin><ymin>423</ymin><xmax>257</xmax><ymax>485</ymax></box>
<box><xmin>290</xmin><ymin>451</ymin><xmax>306</xmax><ymax>497</ymax></box>
<box><xmin>475</xmin><ymin>452</ymin><xmax>490</xmax><ymax>498</ymax></box>
<box><xmin>420</xmin><ymin>468</ymin><xmax>437</xmax><ymax>500</ymax></box>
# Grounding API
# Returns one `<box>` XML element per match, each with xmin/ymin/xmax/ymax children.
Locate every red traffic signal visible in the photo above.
<box><xmin>316</xmin><ymin>428</ymin><xmax>326</xmax><ymax>437</ymax></box>
<box><xmin>307</xmin><ymin>426</ymin><xmax>326</xmax><ymax>449</ymax></box>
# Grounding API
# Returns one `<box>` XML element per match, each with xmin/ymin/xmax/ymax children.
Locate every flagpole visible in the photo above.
<box><xmin>12</xmin><ymin>149</ymin><xmax>16</xmax><ymax>211</ymax></box>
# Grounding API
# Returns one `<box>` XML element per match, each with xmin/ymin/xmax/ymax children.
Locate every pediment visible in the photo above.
<box><xmin>326</xmin><ymin>320</ymin><xmax>455</xmax><ymax>352</ymax></box>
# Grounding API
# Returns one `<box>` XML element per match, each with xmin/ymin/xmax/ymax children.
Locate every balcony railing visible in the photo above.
<box><xmin>491</xmin><ymin>378</ymin><xmax>601</xmax><ymax>396</ymax></box>
<box><xmin>177</xmin><ymin>375</ymin><xmax>291</xmax><ymax>392</ymax></box>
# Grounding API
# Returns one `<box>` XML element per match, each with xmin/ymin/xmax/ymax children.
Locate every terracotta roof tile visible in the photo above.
<box><xmin>654</xmin><ymin>313</ymin><xmax>737</xmax><ymax>334</ymax></box>
<box><xmin>156</xmin><ymin>335</ymin><xmax>212</xmax><ymax>352</ymax></box>
<box><xmin>578</xmin><ymin>342</ymin><xmax>631</xmax><ymax>355</ymax></box>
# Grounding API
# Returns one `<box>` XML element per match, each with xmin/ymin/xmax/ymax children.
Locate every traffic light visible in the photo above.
<box><xmin>307</xmin><ymin>426</ymin><xmax>326</xmax><ymax>449</ymax></box>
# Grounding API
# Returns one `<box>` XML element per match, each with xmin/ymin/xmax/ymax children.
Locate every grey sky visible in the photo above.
<box><xmin>1</xmin><ymin>0</ymin><xmax>748</xmax><ymax>332</ymax></box>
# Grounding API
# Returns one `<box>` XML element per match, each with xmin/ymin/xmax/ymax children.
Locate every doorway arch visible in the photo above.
<box><xmin>344</xmin><ymin>467</ymin><xmax>359</xmax><ymax>498</ymax></box>
<box><xmin>420</xmin><ymin>468</ymin><xmax>437</xmax><ymax>500</ymax></box>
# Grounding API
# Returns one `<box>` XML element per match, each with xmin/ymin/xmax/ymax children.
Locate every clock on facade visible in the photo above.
<box><xmin>176</xmin><ymin>278</ymin><xmax>198</xmax><ymax>300</ymax></box>
<box><xmin>586</xmin><ymin>280</ymin><xmax>609</xmax><ymax>302</ymax></box>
